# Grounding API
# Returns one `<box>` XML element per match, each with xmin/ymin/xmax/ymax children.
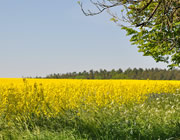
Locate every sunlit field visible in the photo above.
<box><xmin>0</xmin><ymin>78</ymin><xmax>180</xmax><ymax>139</ymax></box>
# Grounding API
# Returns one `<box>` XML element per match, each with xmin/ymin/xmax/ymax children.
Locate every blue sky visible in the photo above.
<box><xmin>0</xmin><ymin>0</ymin><xmax>167</xmax><ymax>78</ymax></box>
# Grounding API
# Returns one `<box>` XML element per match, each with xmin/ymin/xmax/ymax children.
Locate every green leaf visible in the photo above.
<box><xmin>110</xmin><ymin>17</ymin><xmax>118</xmax><ymax>23</ymax></box>
<box><xmin>77</xmin><ymin>1</ymin><xmax>81</xmax><ymax>5</ymax></box>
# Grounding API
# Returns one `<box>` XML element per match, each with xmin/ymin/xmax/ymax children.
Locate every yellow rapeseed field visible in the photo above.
<box><xmin>0</xmin><ymin>78</ymin><xmax>180</xmax><ymax>120</ymax></box>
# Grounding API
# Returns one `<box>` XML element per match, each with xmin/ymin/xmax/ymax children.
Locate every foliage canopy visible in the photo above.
<box><xmin>79</xmin><ymin>0</ymin><xmax>180</xmax><ymax>68</ymax></box>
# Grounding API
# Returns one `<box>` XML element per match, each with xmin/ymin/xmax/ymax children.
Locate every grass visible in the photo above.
<box><xmin>0</xmin><ymin>129</ymin><xmax>86</xmax><ymax>140</ymax></box>
<box><xmin>0</xmin><ymin>92</ymin><xmax>180</xmax><ymax>140</ymax></box>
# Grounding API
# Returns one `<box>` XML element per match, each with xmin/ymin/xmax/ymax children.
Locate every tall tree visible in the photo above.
<box><xmin>79</xmin><ymin>0</ymin><xmax>180</xmax><ymax>68</ymax></box>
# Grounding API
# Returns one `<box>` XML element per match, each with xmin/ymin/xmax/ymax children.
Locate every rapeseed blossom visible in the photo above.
<box><xmin>0</xmin><ymin>78</ymin><xmax>180</xmax><ymax>120</ymax></box>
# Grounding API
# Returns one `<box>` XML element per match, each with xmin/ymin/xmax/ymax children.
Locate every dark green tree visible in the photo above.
<box><xmin>79</xmin><ymin>0</ymin><xmax>180</xmax><ymax>68</ymax></box>
<box><xmin>45</xmin><ymin>68</ymin><xmax>180</xmax><ymax>80</ymax></box>
<box><xmin>89</xmin><ymin>69</ymin><xmax>95</xmax><ymax>79</ymax></box>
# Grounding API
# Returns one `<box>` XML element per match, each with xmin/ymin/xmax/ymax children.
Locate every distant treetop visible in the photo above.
<box><xmin>45</xmin><ymin>68</ymin><xmax>180</xmax><ymax>80</ymax></box>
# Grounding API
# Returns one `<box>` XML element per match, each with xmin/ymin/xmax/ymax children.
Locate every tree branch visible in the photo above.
<box><xmin>128</xmin><ymin>0</ymin><xmax>153</xmax><ymax>12</ymax></box>
<box><xmin>79</xmin><ymin>1</ymin><xmax>120</xmax><ymax>16</ymax></box>
<box><xmin>136</xmin><ymin>1</ymin><xmax>162</xmax><ymax>27</ymax></box>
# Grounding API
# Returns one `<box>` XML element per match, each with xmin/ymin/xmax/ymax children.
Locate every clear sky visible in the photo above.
<box><xmin>0</xmin><ymin>0</ymin><xmax>167</xmax><ymax>78</ymax></box>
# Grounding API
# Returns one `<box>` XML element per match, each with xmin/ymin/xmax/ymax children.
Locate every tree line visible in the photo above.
<box><xmin>45</xmin><ymin>68</ymin><xmax>180</xmax><ymax>80</ymax></box>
